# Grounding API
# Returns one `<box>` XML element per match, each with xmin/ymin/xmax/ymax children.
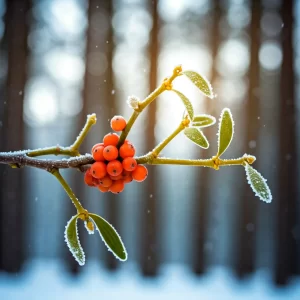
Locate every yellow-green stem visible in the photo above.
<box><xmin>152</xmin><ymin>122</ymin><xmax>185</xmax><ymax>157</ymax></box>
<box><xmin>118</xmin><ymin>66</ymin><xmax>182</xmax><ymax>146</ymax></box>
<box><xmin>27</xmin><ymin>114</ymin><xmax>97</xmax><ymax>158</ymax></box>
<box><xmin>136</xmin><ymin>155</ymin><xmax>255</xmax><ymax>169</ymax></box>
<box><xmin>71</xmin><ymin>114</ymin><xmax>97</xmax><ymax>152</ymax></box>
<box><xmin>51</xmin><ymin>169</ymin><xmax>85</xmax><ymax>214</ymax></box>
<box><xmin>27</xmin><ymin>146</ymin><xmax>77</xmax><ymax>157</ymax></box>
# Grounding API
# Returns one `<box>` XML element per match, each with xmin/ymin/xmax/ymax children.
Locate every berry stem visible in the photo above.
<box><xmin>51</xmin><ymin>168</ymin><xmax>86</xmax><ymax>214</ymax></box>
<box><xmin>118</xmin><ymin>65</ymin><xmax>182</xmax><ymax>146</ymax></box>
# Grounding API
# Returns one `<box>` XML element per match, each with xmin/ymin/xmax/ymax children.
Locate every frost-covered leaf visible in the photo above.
<box><xmin>89</xmin><ymin>213</ymin><xmax>127</xmax><ymax>261</ymax></box>
<box><xmin>192</xmin><ymin>114</ymin><xmax>216</xmax><ymax>128</ymax></box>
<box><xmin>172</xmin><ymin>89</ymin><xmax>194</xmax><ymax>120</ymax></box>
<box><xmin>183</xmin><ymin>70</ymin><xmax>214</xmax><ymax>98</ymax></box>
<box><xmin>64</xmin><ymin>215</ymin><xmax>85</xmax><ymax>266</ymax></box>
<box><xmin>245</xmin><ymin>164</ymin><xmax>272</xmax><ymax>203</ymax></box>
<box><xmin>184</xmin><ymin>128</ymin><xmax>209</xmax><ymax>149</ymax></box>
<box><xmin>217</xmin><ymin>108</ymin><xmax>234</xmax><ymax>157</ymax></box>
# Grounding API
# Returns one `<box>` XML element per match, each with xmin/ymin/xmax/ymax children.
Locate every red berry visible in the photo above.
<box><xmin>91</xmin><ymin>143</ymin><xmax>103</xmax><ymax>153</ymax></box>
<box><xmin>123</xmin><ymin>174</ymin><xmax>133</xmax><ymax>184</ymax></box>
<box><xmin>110</xmin><ymin>174</ymin><xmax>124</xmax><ymax>181</ymax></box>
<box><xmin>90</xmin><ymin>161</ymin><xmax>107</xmax><ymax>179</ymax></box>
<box><xmin>132</xmin><ymin>165</ymin><xmax>148</xmax><ymax>182</ymax></box>
<box><xmin>106</xmin><ymin>160</ymin><xmax>123</xmax><ymax>176</ymax></box>
<box><xmin>110</xmin><ymin>115</ymin><xmax>127</xmax><ymax>131</ymax></box>
<box><xmin>92</xmin><ymin>144</ymin><xmax>105</xmax><ymax>161</ymax></box>
<box><xmin>122</xmin><ymin>157</ymin><xmax>137</xmax><ymax>171</ymax></box>
<box><xmin>84</xmin><ymin>169</ymin><xmax>94</xmax><ymax>187</ymax></box>
<box><xmin>103</xmin><ymin>145</ymin><xmax>118</xmax><ymax>161</ymax></box>
<box><xmin>119</xmin><ymin>142</ymin><xmax>135</xmax><ymax>158</ymax></box>
<box><xmin>103</xmin><ymin>133</ymin><xmax>119</xmax><ymax>147</ymax></box>
<box><xmin>98</xmin><ymin>185</ymin><xmax>109</xmax><ymax>193</ymax></box>
<box><xmin>109</xmin><ymin>179</ymin><xmax>125</xmax><ymax>194</ymax></box>
<box><xmin>98</xmin><ymin>175</ymin><xmax>113</xmax><ymax>188</ymax></box>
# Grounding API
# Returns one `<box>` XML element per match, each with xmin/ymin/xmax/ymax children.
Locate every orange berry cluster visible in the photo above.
<box><xmin>84</xmin><ymin>115</ymin><xmax>148</xmax><ymax>194</ymax></box>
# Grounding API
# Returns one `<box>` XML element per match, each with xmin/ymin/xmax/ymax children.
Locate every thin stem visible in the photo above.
<box><xmin>135</xmin><ymin>154</ymin><xmax>255</xmax><ymax>169</ymax></box>
<box><xmin>71</xmin><ymin>113</ymin><xmax>97</xmax><ymax>152</ymax></box>
<box><xmin>151</xmin><ymin>121</ymin><xmax>186</xmax><ymax>157</ymax></box>
<box><xmin>118</xmin><ymin>111</ymin><xmax>140</xmax><ymax>146</ymax></box>
<box><xmin>27</xmin><ymin>114</ymin><xmax>97</xmax><ymax>158</ymax></box>
<box><xmin>51</xmin><ymin>169</ymin><xmax>86</xmax><ymax>214</ymax></box>
<box><xmin>27</xmin><ymin>146</ymin><xmax>76</xmax><ymax>157</ymax></box>
<box><xmin>118</xmin><ymin>65</ymin><xmax>182</xmax><ymax>146</ymax></box>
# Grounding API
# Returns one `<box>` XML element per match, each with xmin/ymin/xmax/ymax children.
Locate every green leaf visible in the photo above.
<box><xmin>64</xmin><ymin>214</ymin><xmax>85</xmax><ymax>266</ymax></box>
<box><xmin>245</xmin><ymin>164</ymin><xmax>272</xmax><ymax>203</ymax></box>
<box><xmin>183</xmin><ymin>70</ymin><xmax>214</xmax><ymax>98</ymax></box>
<box><xmin>184</xmin><ymin>127</ymin><xmax>209</xmax><ymax>149</ymax></box>
<box><xmin>89</xmin><ymin>213</ymin><xmax>127</xmax><ymax>261</ymax></box>
<box><xmin>192</xmin><ymin>114</ymin><xmax>216</xmax><ymax>128</ymax></box>
<box><xmin>172</xmin><ymin>89</ymin><xmax>194</xmax><ymax>120</ymax></box>
<box><xmin>217</xmin><ymin>108</ymin><xmax>234</xmax><ymax>157</ymax></box>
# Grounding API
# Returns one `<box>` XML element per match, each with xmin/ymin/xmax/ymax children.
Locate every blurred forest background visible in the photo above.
<box><xmin>0</xmin><ymin>0</ymin><xmax>299</xmax><ymax>298</ymax></box>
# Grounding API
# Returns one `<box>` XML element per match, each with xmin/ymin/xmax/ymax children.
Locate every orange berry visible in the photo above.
<box><xmin>110</xmin><ymin>173</ymin><xmax>124</xmax><ymax>180</ymax></box>
<box><xmin>98</xmin><ymin>175</ymin><xmax>113</xmax><ymax>188</ymax></box>
<box><xmin>98</xmin><ymin>185</ymin><xmax>109</xmax><ymax>193</ymax></box>
<box><xmin>91</xmin><ymin>143</ymin><xmax>103</xmax><ymax>153</ymax></box>
<box><xmin>103</xmin><ymin>133</ymin><xmax>119</xmax><ymax>146</ymax></box>
<box><xmin>106</xmin><ymin>160</ymin><xmax>123</xmax><ymax>176</ymax></box>
<box><xmin>90</xmin><ymin>161</ymin><xmax>107</xmax><ymax>179</ymax></box>
<box><xmin>132</xmin><ymin>165</ymin><xmax>148</xmax><ymax>182</ymax></box>
<box><xmin>92</xmin><ymin>144</ymin><xmax>105</xmax><ymax>161</ymax></box>
<box><xmin>84</xmin><ymin>169</ymin><xmax>94</xmax><ymax>187</ymax></box>
<box><xmin>110</xmin><ymin>115</ymin><xmax>127</xmax><ymax>131</ymax></box>
<box><xmin>109</xmin><ymin>179</ymin><xmax>125</xmax><ymax>194</ymax></box>
<box><xmin>123</xmin><ymin>174</ymin><xmax>133</xmax><ymax>184</ymax></box>
<box><xmin>122</xmin><ymin>157</ymin><xmax>137</xmax><ymax>171</ymax></box>
<box><xmin>119</xmin><ymin>142</ymin><xmax>135</xmax><ymax>158</ymax></box>
<box><xmin>103</xmin><ymin>145</ymin><xmax>118</xmax><ymax>161</ymax></box>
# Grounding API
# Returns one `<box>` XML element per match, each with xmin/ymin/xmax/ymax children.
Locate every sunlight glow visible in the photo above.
<box><xmin>259</xmin><ymin>42</ymin><xmax>282</xmax><ymax>71</ymax></box>
<box><xmin>44</xmin><ymin>49</ymin><xmax>85</xmax><ymax>84</ymax></box>
<box><xmin>217</xmin><ymin>39</ymin><xmax>250</xmax><ymax>77</ymax></box>
<box><xmin>49</xmin><ymin>0</ymin><xmax>87</xmax><ymax>38</ymax></box>
<box><xmin>24</xmin><ymin>78</ymin><xmax>58</xmax><ymax>126</ymax></box>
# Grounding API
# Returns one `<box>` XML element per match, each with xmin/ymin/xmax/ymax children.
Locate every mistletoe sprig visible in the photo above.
<box><xmin>0</xmin><ymin>65</ymin><xmax>272</xmax><ymax>265</ymax></box>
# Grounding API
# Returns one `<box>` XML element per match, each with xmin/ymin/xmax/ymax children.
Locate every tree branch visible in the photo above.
<box><xmin>0</xmin><ymin>151</ymin><xmax>94</xmax><ymax>171</ymax></box>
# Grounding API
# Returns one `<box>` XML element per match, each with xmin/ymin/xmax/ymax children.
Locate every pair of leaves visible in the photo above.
<box><xmin>217</xmin><ymin>109</ymin><xmax>272</xmax><ymax>202</ymax></box>
<box><xmin>65</xmin><ymin>213</ymin><xmax>127</xmax><ymax>266</ymax></box>
<box><xmin>171</xmin><ymin>70</ymin><xmax>214</xmax><ymax>121</ymax></box>
<box><xmin>183</xmin><ymin>114</ymin><xmax>216</xmax><ymax>149</ymax></box>
<box><xmin>171</xmin><ymin>70</ymin><xmax>215</xmax><ymax>150</ymax></box>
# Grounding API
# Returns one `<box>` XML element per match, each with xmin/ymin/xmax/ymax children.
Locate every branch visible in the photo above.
<box><xmin>0</xmin><ymin>151</ymin><xmax>94</xmax><ymax>171</ymax></box>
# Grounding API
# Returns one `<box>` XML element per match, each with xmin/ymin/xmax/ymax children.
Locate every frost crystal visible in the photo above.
<box><xmin>127</xmin><ymin>95</ymin><xmax>140</xmax><ymax>109</ymax></box>
<box><xmin>84</xmin><ymin>219</ymin><xmax>95</xmax><ymax>235</ymax></box>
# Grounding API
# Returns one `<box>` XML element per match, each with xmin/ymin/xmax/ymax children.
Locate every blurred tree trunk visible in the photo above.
<box><xmin>275</xmin><ymin>0</ymin><xmax>299</xmax><ymax>285</ymax></box>
<box><xmin>140</xmin><ymin>0</ymin><xmax>159</xmax><ymax>276</ymax></box>
<box><xmin>0</xmin><ymin>0</ymin><xmax>31</xmax><ymax>272</ymax></box>
<box><xmin>103</xmin><ymin>0</ymin><xmax>119</xmax><ymax>271</ymax></box>
<box><xmin>193</xmin><ymin>0</ymin><xmax>221</xmax><ymax>275</ymax></box>
<box><xmin>236</xmin><ymin>0</ymin><xmax>261</xmax><ymax>278</ymax></box>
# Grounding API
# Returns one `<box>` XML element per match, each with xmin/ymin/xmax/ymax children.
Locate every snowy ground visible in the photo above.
<box><xmin>1</xmin><ymin>260</ymin><xmax>300</xmax><ymax>300</ymax></box>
